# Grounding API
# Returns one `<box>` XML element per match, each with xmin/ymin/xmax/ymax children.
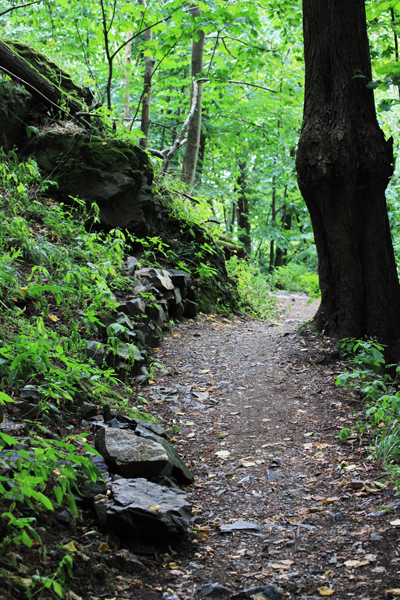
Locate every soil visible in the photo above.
<box><xmin>128</xmin><ymin>293</ymin><xmax>400</xmax><ymax>600</ymax></box>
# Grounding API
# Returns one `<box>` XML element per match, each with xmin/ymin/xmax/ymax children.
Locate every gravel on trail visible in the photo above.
<box><xmin>110</xmin><ymin>294</ymin><xmax>400</xmax><ymax>600</ymax></box>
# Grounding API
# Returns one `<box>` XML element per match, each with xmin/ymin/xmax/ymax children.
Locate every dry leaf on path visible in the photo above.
<box><xmin>318</xmin><ymin>587</ymin><xmax>335</xmax><ymax>596</ymax></box>
<box><xmin>386</xmin><ymin>590</ymin><xmax>400</xmax><ymax>596</ymax></box>
<box><xmin>98</xmin><ymin>542</ymin><xmax>109</xmax><ymax>553</ymax></box>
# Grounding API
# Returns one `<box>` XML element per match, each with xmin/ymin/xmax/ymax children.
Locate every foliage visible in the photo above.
<box><xmin>266</xmin><ymin>262</ymin><xmax>320</xmax><ymax>298</ymax></box>
<box><xmin>336</xmin><ymin>338</ymin><xmax>400</xmax><ymax>485</ymax></box>
<box><xmin>226</xmin><ymin>255</ymin><xmax>277</xmax><ymax>319</ymax></box>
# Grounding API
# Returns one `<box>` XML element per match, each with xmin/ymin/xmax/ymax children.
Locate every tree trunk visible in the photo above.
<box><xmin>296</xmin><ymin>0</ymin><xmax>400</xmax><ymax>351</ymax></box>
<box><xmin>180</xmin><ymin>7</ymin><xmax>205</xmax><ymax>186</ymax></box>
<box><xmin>236</xmin><ymin>161</ymin><xmax>251</xmax><ymax>253</ymax></box>
<box><xmin>0</xmin><ymin>39</ymin><xmax>84</xmax><ymax>116</ymax></box>
<box><xmin>269</xmin><ymin>176</ymin><xmax>276</xmax><ymax>273</ymax></box>
<box><xmin>138</xmin><ymin>0</ymin><xmax>155</xmax><ymax>149</ymax></box>
<box><xmin>123</xmin><ymin>30</ymin><xmax>133</xmax><ymax>122</ymax></box>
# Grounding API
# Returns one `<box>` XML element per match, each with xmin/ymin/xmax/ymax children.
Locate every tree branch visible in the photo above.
<box><xmin>162</xmin><ymin>78</ymin><xmax>198</xmax><ymax>173</ymax></box>
<box><xmin>0</xmin><ymin>0</ymin><xmax>41</xmax><ymax>18</ymax></box>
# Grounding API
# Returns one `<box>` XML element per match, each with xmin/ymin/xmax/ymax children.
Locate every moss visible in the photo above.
<box><xmin>2</xmin><ymin>38</ymin><xmax>90</xmax><ymax>104</ymax></box>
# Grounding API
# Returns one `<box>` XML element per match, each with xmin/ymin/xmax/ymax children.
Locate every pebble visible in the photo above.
<box><xmin>197</xmin><ymin>583</ymin><xmax>233</xmax><ymax>598</ymax></box>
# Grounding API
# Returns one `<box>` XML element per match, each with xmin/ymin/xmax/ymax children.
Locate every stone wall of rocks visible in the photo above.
<box><xmin>86</xmin><ymin>262</ymin><xmax>199</xmax><ymax>383</ymax></box>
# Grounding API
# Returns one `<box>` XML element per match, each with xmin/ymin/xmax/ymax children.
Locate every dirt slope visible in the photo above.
<box><xmin>113</xmin><ymin>294</ymin><xmax>400</xmax><ymax>600</ymax></box>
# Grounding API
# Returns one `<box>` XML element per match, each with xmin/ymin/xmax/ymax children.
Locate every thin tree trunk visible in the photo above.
<box><xmin>275</xmin><ymin>186</ymin><xmax>288</xmax><ymax>268</ymax></box>
<box><xmin>123</xmin><ymin>30</ymin><xmax>133</xmax><ymax>122</ymax></box>
<box><xmin>138</xmin><ymin>0</ymin><xmax>155</xmax><ymax>148</ymax></box>
<box><xmin>181</xmin><ymin>6</ymin><xmax>205</xmax><ymax>186</ymax></box>
<box><xmin>296</xmin><ymin>0</ymin><xmax>400</xmax><ymax>353</ymax></box>
<box><xmin>269</xmin><ymin>176</ymin><xmax>276</xmax><ymax>273</ymax></box>
<box><xmin>236</xmin><ymin>161</ymin><xmax>251</xmax><ymax>253</ymax></box>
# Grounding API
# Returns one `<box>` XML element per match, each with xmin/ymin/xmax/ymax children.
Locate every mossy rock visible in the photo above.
<box><xmin>27</xmin><ymin>130</ymin><xmax>156</xmax><ymax>231</ymax></box>
<box><xmin>0</xmin><ymin>81</ymin><xmax>31</xmax><ymax>150</ymax></box>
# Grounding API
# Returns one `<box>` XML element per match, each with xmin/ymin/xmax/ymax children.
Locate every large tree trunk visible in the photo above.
<box><xmin>236</xmin><ymin>161</ymin><xmax>251</xmax><ymax>253</ymax></box>
<box><xmin>180</xmin><ymin>7</ymin><xmax>205</xmax><ymax>186</ymax></box>
<box><xmin>296</xmin><ymin>0</ymin><xmax>400</xmax><ymax>351</ymax></box>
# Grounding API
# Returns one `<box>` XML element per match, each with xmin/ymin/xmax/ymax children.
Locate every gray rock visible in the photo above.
<box><xmin>230</xmin><ymin>585</ymin><xmax>282</xmax><ymax>599</ymax></box>
<box><xmin>133</xmin><ymin>427</ymin><xmax>194</xmax><ymax>484</ymax></box>
<box><xmin>86</xmin><ymin>340</ymin><xmax>107</xmax><ymax>366</ymax></box>
<box><xmin>220</xmin><ymin>521</ymin><xmax>262</xmax><ymax>533</ymax></box>
<box><xmin>20</xmin><ymin>385</ymin><xmax>42</xmax><ymax>404</ymax></box>
<box><xmin>95</xmin><ymin>428</ymin><xmax>171</xmax><ymax>478</ymax></box>
<box><xmin>136</xmin><ymin>420</ymin><xmax>168</xmax><ymax>439</ymax></box>
<box><xmin>167</xmin><ymin>269</ymin><xmax>192</xmax><ymax>290</ymax></box>
<box><xmin>184</xmin><ymin>300</ymin><xmax>199</xmax><ymax>318</ymax></box>
<box><xmin>136</xmin><ymin>268</ymin><xmax>175</xmax><ymax>292</ymax></box>
<box><xmin>197</xmin><ymin>583</ymin><xmax>233</xmax><ymax>598</ymax></box>
<box><xmin>269</xmin><ymin>458</ymin><xmax>283</xmax><ymax>468</ymax></box>
<box><xmin>106</xmin><ymin>549</ymin><xmax>146</xmax><ymax>574</ymax></box>
<box><xmin>125</xmin><ymin>256</ymin><xmax>139</xmax><ymax>276</ymax></box>
<box><xmin>164</xmin><ymin>593</ymin><xmax>181</xmax><ymax>600</ymax></box>
<box><xmin>15</xmin><ymin>401</ymin><xmax>43</xmax><ymax>419</ymax></box>
<box><xmin>171</xmin><ymin>287</ymin><xmax>182</xmax><ymax>305</ymax></box>
<box><xmin>120</xmin><ymin>298</ymin><xmax>146</xmax><ymax>318</ymax></box>
<box><xmin>80</xmin><ymin>401</ymin><xmax>98</xmax><ymax>419</ymax></box>
<box><xmin>95</xmin><ymin>427</ymin><xmax>193</xmax><ymax>483</ymax></box>
<box><xmin>94</xmin><ymin>477</ymin><xmax>191</xmax><ymax>545</ymax></box>
<box><xmin>0</xmin><ymin>420</ymin><xmax>28</xmax><ymax>436</ymax></box>
<box><xmin>146</xmin><ymin>302</ymin><xmax>167</xmax><ymax>326</ymax></box>
<box><xmin>328</xmin><ymin>512</ymin><xmax>345</xmax><ymax>522</ymax></box>
<box><xmin>370</xmin><ymin>531</ymin><xmax>384</xmax><ymax>542</ymax></box>
<box><xmin>266</xmin><ymin>469</ymin><xmax>284</xmax><ymax>481</ymax></box>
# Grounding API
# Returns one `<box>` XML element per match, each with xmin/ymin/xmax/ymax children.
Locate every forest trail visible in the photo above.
<box><xmin>130</xmin><ymin>296</ymin><xmax>400</xmax><ymax>600</ymax></box>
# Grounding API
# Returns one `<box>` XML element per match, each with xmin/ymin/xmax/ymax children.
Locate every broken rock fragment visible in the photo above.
<box><xmin>94</xmin><ymin>477</ymin><xmax>191</xmax><ymax>545</ymax></box>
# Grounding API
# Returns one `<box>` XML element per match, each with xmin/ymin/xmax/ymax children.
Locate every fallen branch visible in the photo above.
<box><xmin>198</xmin><ymin>77</ymin><xmax>277</xmax><ymax>93</ymax></box>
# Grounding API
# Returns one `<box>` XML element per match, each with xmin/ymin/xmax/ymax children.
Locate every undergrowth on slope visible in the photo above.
<box><xmin>336</xmin><ymin>338</ymin><xmax>400</xmax><ymax>485</ymax></box>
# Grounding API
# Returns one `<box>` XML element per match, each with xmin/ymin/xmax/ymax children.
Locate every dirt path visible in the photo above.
<box><xmin>129</xmin><ymin>295</ymin><xmax>400</xmax><ymax>600</ymax></box>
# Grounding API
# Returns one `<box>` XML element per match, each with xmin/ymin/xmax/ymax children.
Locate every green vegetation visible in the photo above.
<box><xmin>336</xmin><ymin>339</ymin><xmax>400</xmax><ymax>486</ymax></box>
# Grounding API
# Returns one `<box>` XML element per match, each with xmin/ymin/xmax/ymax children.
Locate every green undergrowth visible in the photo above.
<box><xmin>336</xmin><ymin>338</ymin><xmax>400</xmax><ymax>486</ymax></box>
<box><xmin>267</xmin><ymin>262</ymin><xmax>320</xmax><ymax>299</ymax></box>
<box><xmin>226</xmin><ymin>255</ymin><xmax>277</xmax><ymax>319</ymax></box>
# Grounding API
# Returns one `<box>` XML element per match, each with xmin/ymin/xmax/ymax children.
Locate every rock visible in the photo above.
<box><xmin>95</xmin><ymin>428</ymin><xmax>171</xmax><ymax>478</ymax></box>
<box><xmin>269</xmin><ymin>458</ymin><xmax>283</xmax><ymax>469</ymax></box>
<box><xmin>164</xmin><ymin>593</ymin><xmax>181</xmax><ymax>600</ymax></box>
<box><xmin>95</xmin><ymin>428</ymin><xmax>193</xmax><ymax>483</ymax></box>
<box><xmin>136</xmin><ymin>268</ymin><xmax>174</xmax><ymax>292</ymax></box>
<box><xmin>86</xmin><ymin>341</ymin><xmax>107</xmax><ymax>366</ymax></box>
<box><xmin>136</xmin><ymin>420</ymin><xmax>168</xmax><ymax>439</ymax></box>
<box><xmin>220</xmin><ymin>521</ymin><xmax>262</xmax><ymax>533</ymax></box>
<box><xmin>370</xmin><ymin>531</ymin><xmax>384</xmax><ymax>542</ymax></box>
<box><xmin>94</xmin><ymin>478</ymin><xmax>191</xmax><ymax>545</ymax></box>
<box><xmin>20</xmin><ymin>385</ymin><xmax>42</xmax><ymax>404</ymax></box>
<box><xmin>28</xmin><ymin>132</ymin><xmax>155</xmax><ymax>232</ymax></box>
<box><xmin>184</xmin><ymin>300</ymin><xmax>199</xmax><ymax>318</ymax></box>
<box><xmin>119</xmin><ymin>298</ymin><xmax>147</xmax><ymax>319</ymax></box>
<box><xmin>0</xmin><ymin>420</ymin><xmax>28</xmax><ymax>436</ymax></box>
<box><xmin>146</xmin><ymin>302</ymin><xmax>167</xmax><ymax>327</ymax></box>
<box><xmin>265</xmin><ymin>469</ymin><xmax>284</xmax><ymax>481</ymax></box>
<box><xmin>328</xmin><ymin>512</ymin><xmax>345</xmax><ymax>522</ymax></box>
<box><xmin>105</xmin><ymin>549</ymin><xmax>146</xmax><ymax>574</ymax></box>
<box><xmin>171</xmin><ymin>287</ymin><xmax>182</xmax><ymax>305</ymax></box>
<box><xmin>0</xmin><ymin>82</ymin><xmax>30</xmax><ymax>150</ymax></box>
<box><xmin>125</xmin><ymin>256</ymin><xmax>139</xmax><ymax>276</ymax></box>
<box><xmin>133</xmin><ymin>427</ymin><xmax>194</xmax><ymax>484</ymax></box>
<box><xmin>197</xmin><ymin>583</ymin><xmax>233</xmax><ymax>598</ymax></box>
<box><xmin>15</xmin><ymin>401</ymin><xmax>43</xmax><ymax>419</ymax></box>
<box><xmin>230</xmin><ymin>585</ymin><xmax>282</xmax><ymax>599</ymax></box>
<box><xmin>80</xmin><ymin>401</ymin><xmax>98</xmax><ymax>419</ymax></box>
<box><xmin>167</xmin><ymin>269</ymin><xmax>192</xmax><ymax>290</ymax></box>
<box><xmin>56</xmin><ymin>509</ymin><xmax>72</xmax><ymax>524</ymax></box>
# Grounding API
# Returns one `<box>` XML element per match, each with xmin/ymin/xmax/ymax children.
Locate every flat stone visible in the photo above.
<box><xmin>230</xmin><ymin>585</ymin><xmax>282</xmax><ymax>599</ymax></box>
<box><xmin>80</xmin><ymin>401</ymin><xmax>98</xmax><ymax>419</ymax></box>
<box><xmin>266</xmin><ymin>469</ymin><xmax>284</xmax><ymax>481</ymax></box>
<box><xmin>136</xmin><ymin>420</ymin><xmax>168</xmax><ymax>439</ymax></box>
<box><xmin>167</xmin><ymin>269</ymin><xmax>192</xmax><ymax>290</ymax></box>
<box><xmin>20</xmin><ymin>385</ymin><xmax>42</xmax><ymax>404</ymax></box>
<box><xmin>136</xmin><ymin>268</ymin><xmax>174</xmax><ymax>291</ymax></box>
<box><xmin>105</xmin><ymin>549</ymin><xmax>146</xmax><ymax>574</ymax></box>
<box><xmin>0</xmin><ymin>420</ymin><xmax>28</xmax><ymax>436</ymax></box>
<box><xmin>370</xmin><ymin>531</ymin><xmax>384</xmax><ymax>542</ymax></box>
<box><xmin>220</xmin><ymin>521</ymin><xmax>262</xmax><ymax>533</ymax></box>
<box><xmin>125</xmin><ymin>256</ymin><xmax>139</xmax><ymax>276</ymax></box>
<box><xmin>94</xmin><ymin>478</ymin><xmax>191</xmax><ymax>545</ymax></box>
<box><xmin>120</xmin><ymin>298</ymin><xmax>146</xmax><ymax>318</ymax></box>
<box><xmin>197</xmin><ymin>583</ymin><xmax>233</xmax><ymax>598</ymax></box>
<box><xmin>95</xmin><ymin>428</ymin><xmax>171</xmax><ymax>478</ymax></box>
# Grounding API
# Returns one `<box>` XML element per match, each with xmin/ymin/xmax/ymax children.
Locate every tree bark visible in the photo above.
<box><xmin>123</xmin><ymin>30</ymin><xmax>133</xmax><ymax>122</ymax></box>
<box><xmin>236</xmin><ymin>161</ymin><xmax>251</xmax><ymax>253</ymax></box>
<box><xmin>138</xmin><ymin>0</ymin><xmax>155</xmax><ymax>148</ymax></box>
<box><xmin>296</xmin><ymin>0</ymin><xmax>400</xmax><ymax>351</ymax></box>
<box><xmin>0</xmin><ymin>39</ymin><xmax>83</xmax><ymax>116</ymax></box>
<box><xmin>180</xmin><ymin>7</ymin><xmax>205</xmax><ymax>186</ymax></box>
